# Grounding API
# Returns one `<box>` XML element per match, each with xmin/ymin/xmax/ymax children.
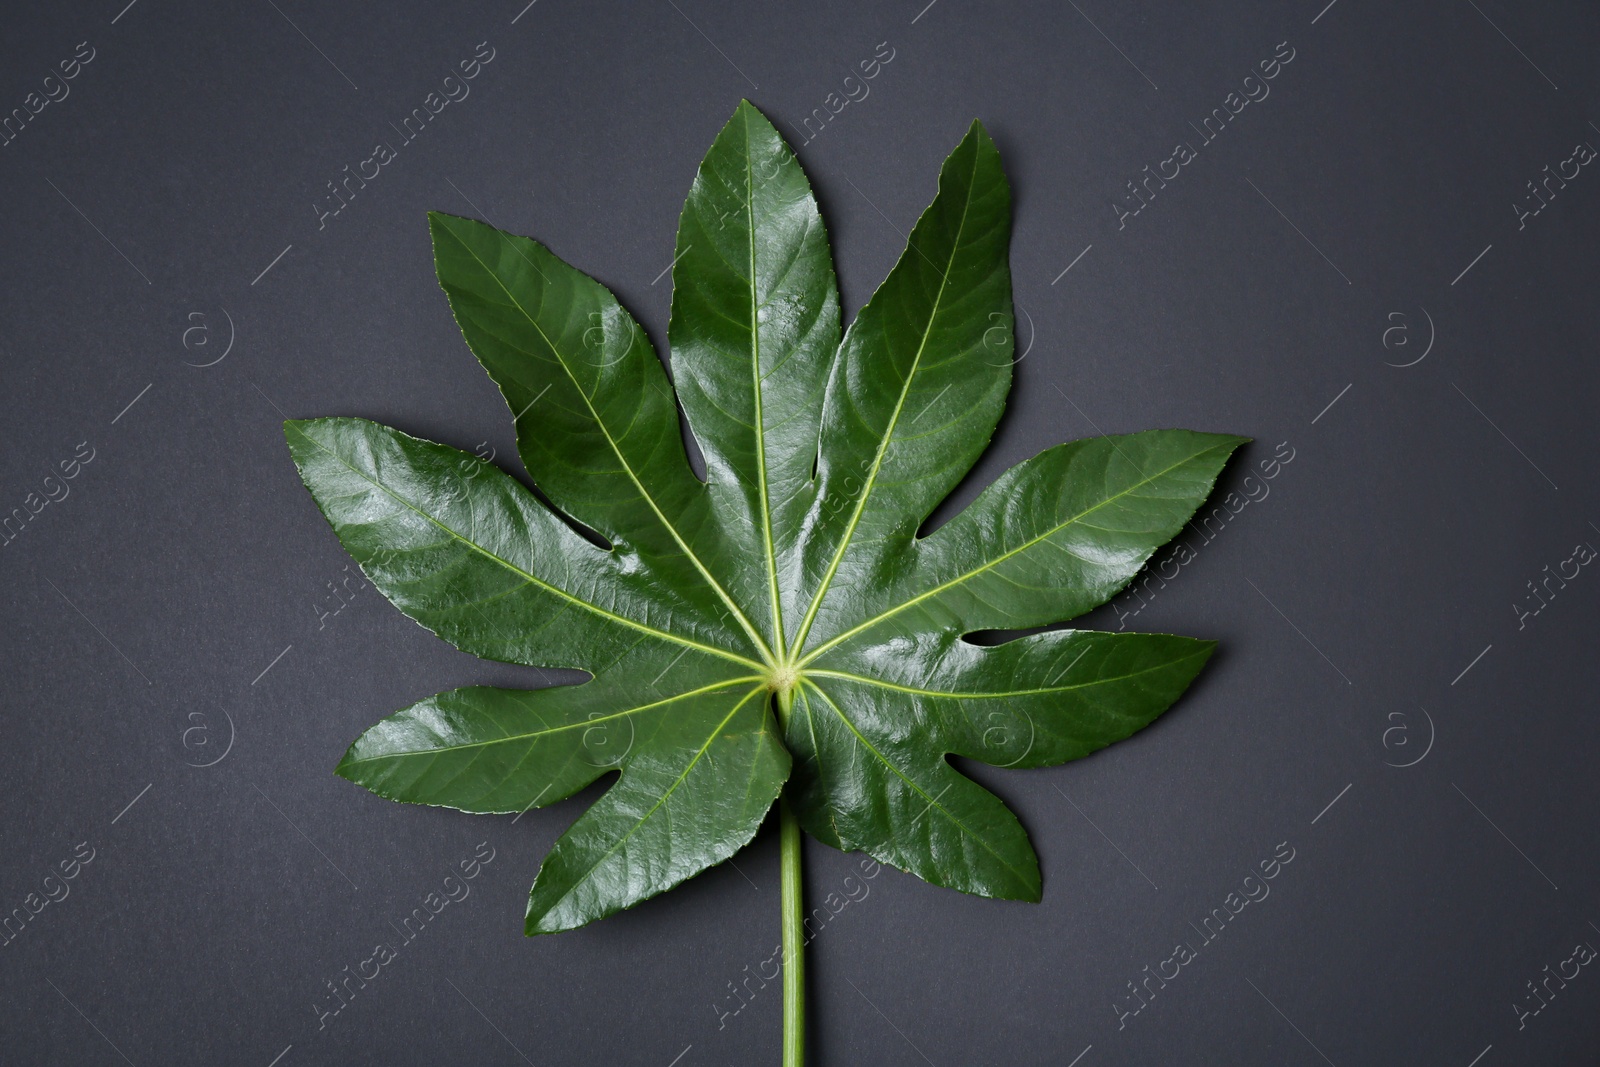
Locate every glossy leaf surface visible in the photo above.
<box><xmin>288</xmin><ymin>101</ymin><xmax>1243</xmax><ymax>934</ymax></box>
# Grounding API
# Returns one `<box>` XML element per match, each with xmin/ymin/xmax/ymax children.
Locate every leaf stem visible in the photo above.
<box><xmin>775</xmin><ymin>687</ymin><xmax>805</xmax><ymax>1067</ymax></box>
<box><xmin>779</xmin><ymin>795</ymin><xmax>805</xmax><ymax>1067</ymax></box>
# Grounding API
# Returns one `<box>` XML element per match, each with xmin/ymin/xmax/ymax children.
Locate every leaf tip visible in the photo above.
<box><xmin>331</xmin><ymin>743</ymin><xmax>361</xmax><ymax>784</ymax></box>
<box><xmin>427</xmin><ymin>210</ymin><xmax>485</xmax><ymax>248</ymax></box>
<box><xmin>281</xmin><ymin>418</ymin><xmax>319</xmax><ymax>455</ymax></box>
<box><xmin>726</xmin><ymin>98</ymin><xmax>781</xmax><ymax>144</ymax></box>
<box><xmin>989</xmin><ymin>872</ymin><xmax>1043</xmax><ymax>904</ymax></box>
<box><xmin>523</xmin><ymin>901</ymin><xmax>570</xmax><ymax>937</ymax></box>
<box><xmin>1188</xmin><ymin>430</ymin><xmax>1252</xmax><ymax>463</ymax></box>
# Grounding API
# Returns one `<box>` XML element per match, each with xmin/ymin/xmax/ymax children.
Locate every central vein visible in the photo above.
<box><xmin>787</xmin><ymin>145</ymin><xmax>980</xmax><ymax>659</ymax></box>
<box><xmin>446</xmin><ymin>227</ymin><xmax>776</xmax><ymax>667</ymax></box>
<box><xmin>745</xmin><ymin>108</ymin><xmax>787</xmax><ymax>664</ymax></box>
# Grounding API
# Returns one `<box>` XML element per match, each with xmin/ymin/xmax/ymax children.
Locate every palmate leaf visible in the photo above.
<box><xmin>287</xmin><ymin>100</ymin><xmax>1244</xmax><ymax>936</ymax></box>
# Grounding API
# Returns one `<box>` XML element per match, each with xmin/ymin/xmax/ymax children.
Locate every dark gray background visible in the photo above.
<box><xmin>2</xmin><ymin>1</ymin><xmax>1598</xmax><ymax>1063</ymax></box>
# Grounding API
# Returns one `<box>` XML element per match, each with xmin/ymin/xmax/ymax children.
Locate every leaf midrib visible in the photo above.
<box><xmin>798</xmin><ymin>440</ymin><xmax>1234</xmax><ymax>666</ymax></box>
<box><xmin>533</xmin><ymin>684</ymin><xmax>769</xmax><ymax>924</ymax></box>
<box><xmin>438</xmin><ymin>220</ymin><xmax>777</xmax><ymax>666</ymax></box>
<box><xmin>295</xmin><ymin>423</ymin><xmax>763</xmax><ymax>672</ymax></box>
<box><xmin>742</xmin><ymin>106</ymin><xmax>787</xmax><ymax>659</ymax></box>
<box><xmin>806</xmin><ymin>651</ymin><xmax>1209</xmax><ymax>700</ymax></box>
<box><xmin>340</xmin><ymin>677</ymin><xmax>762</xmax><ymax>765</ymax></box>
<box><xmin>788</xmin><ymin>139</ymin><xmax>983</xmax><ymax>656</ymax></box>
<box><xmin>803</xmin><ymin>679</ymin><xmax>1035</xmax><ymax>894</ymax></box>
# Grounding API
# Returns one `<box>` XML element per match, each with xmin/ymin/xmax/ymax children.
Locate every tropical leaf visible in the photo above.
<box><xmin>287</xmin><ymin>100</ymin><xmax>1244</xmax><ymax>937</ymax></box>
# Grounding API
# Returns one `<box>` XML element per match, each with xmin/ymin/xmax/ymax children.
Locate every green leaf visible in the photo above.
<box><xmin>335</xmin><ymin>679</ymin><xmax>785</xmax><ymax>934</ymax></box>
<box><xmin>287</xmin><ymin>101</ymin><xmax>1244</xmax><ymax>935</ymax></box>
<box><xmin>284</xmin><ymin>417</ymin><xmax>758</xmax><ymax>670</ymax></box>
<box><xmin>426</xmin><ymin>210</ymin><xmax>771</xmax><ymax>658</ymax></box>
<box><xmin>669</xmin><ymin>101</ymin><xmax>841</xmax><ymax>653</ymax></box>
<box><xmin>789</xmin><ymin>631</ymin><xmax>1216</xmax><ymax>899</ymax></box>
<box><xmin>789</xmin><ymin>119</ymin><xmax>1014</xmax><ymax>650</ymax></box>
